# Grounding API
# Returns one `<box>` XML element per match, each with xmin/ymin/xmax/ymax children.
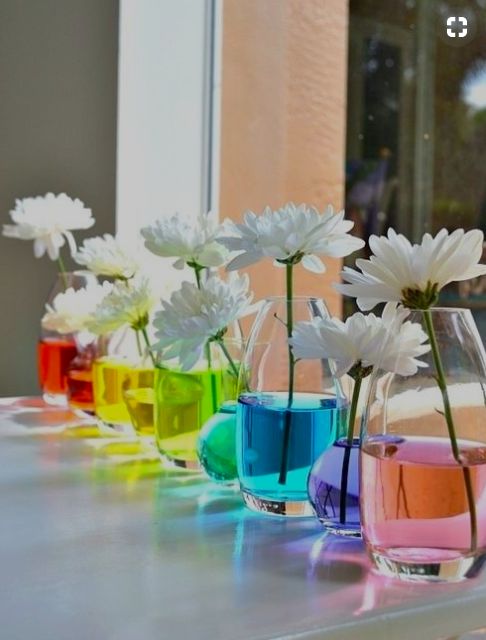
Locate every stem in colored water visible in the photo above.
<box><xmin>339</xmin><ymin>376</ymin><xmax>362</xmax><ymax>525</ymax></box>
<box><xmin>278</xmin><ymin>263</ymin><xmax>295</xmax><ymax>485</ymax></box>
<box><xmin>193</xmin><ymin>265</ymin><xmax>213</xmax><ymax>371</ymax></box>
<box><xmin>141</xmin><ymin>326</ymin><xmax>156</xmax><ymax>366</ymax></box>
<box><xmin>57</xmin><ymin>254</ymin><xmax>69</xmax><ymax>290</ymax></box>
<box><xmin>423</xmin><ymin>309</ymin><xmax>477</xmax><ymax>552</ymax></box>
<box><xmin>216</xmin><ymin>339</ymin><xmax>239</xmax><ymax>378</ymax></box>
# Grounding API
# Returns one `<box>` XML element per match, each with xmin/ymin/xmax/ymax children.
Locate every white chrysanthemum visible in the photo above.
<box><xmin>290</xmin><ymin>302</ymin><xmax>430</xmax><ymax>378</ymax></box>
<box><xmin>218</xmin><ymin>202</ymin><xmax>365</xmax><ymax>273</ymax></box>
<box><xmin>88</xmin><ymin>275</ymin><xmax>157</xmax><ymax>334</ymax></box>
<box><xmin>153</xmin><ymin>273</ymin><xmax>253</xmax><ymax>370</ymax></box>
<box><xmin>141</xmin><ymin>211</ymin><xmax>228</xmax><ymax>270</ymax></box>
<box><xmin>74</xmin><ymin>234</ymin><xmax>140</xmax><ymax>279</ymax></box>
<box><xmin>41</xmin><ymin>281</ymin><xmax>113</xmax><ymax>334</ymax></box>
<box><xmin>3</xmin><ymin>193</ymin><xmax>95</xmax><ymax>260</ymax></box>
<box><xmin>335</xmin><ymin>228</ymin><xmax>486</xmax><ymax>311</ymax></box>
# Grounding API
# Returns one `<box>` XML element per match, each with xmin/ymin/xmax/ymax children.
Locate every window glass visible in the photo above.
<box><xmin>346</xmin><ymin>0</ymin><xmax>486</xmax><ymax>332</ymax></box>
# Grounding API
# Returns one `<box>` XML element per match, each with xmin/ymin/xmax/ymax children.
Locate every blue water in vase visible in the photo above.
<box><xmin>307</xmin><ymin>438</ymin><xmax>361</xmax><ymax>537</ymax></box>
<box><xmin>237</xmin><ymin>392</ymin><xmax>346</xmax><ymax>504</ymax></box>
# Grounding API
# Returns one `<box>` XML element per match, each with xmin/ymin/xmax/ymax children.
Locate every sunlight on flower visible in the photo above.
<box><xmin>88</xmin><ymin>275</ymin><xmax>157</xmax><ymax>334</ymax></box>
<box><xmin>141</xmin><ymin>211</ymin><xmax>227</xmax><ymax>271</ymax></box>
<box><xmin>74</xmin><ymin>234</ymin><xmax>141</xmax><ymax>279</ymax></box>
<box><xmin>336</xmin><ymin>228</ymin><xmax>486</xmax><ymax>311</ymax></box>
<box><xmin>153</xmin><ymin>273</ymin><xmax>253</xmax><ymax>371</ymax></box>
<box><xmin>218</xmin><ymin>202</ymin><xmax>365</xmax><ymax>273</ymax></box>
<box><xmin>290</xmin><ymin>302</ymin><xmax>430</xmax><ymax>378</ymax></box>
<box><xmin>3</xmin><ymin>193</ymin><xmax>95</xmax><ymax>260</ymax></box>
<box><xmin>41</xmin><ymin>281</ymin><xmax>113</xmax><ymax>334</ymax></box>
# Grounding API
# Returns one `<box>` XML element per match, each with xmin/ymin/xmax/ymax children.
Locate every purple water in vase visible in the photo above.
<box><xmin>307</xmin><ymin>437</ymin><xmax>361</xmax><ymax>537</ymax></box>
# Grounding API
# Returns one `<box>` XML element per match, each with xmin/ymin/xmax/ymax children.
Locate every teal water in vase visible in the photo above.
<box><xmin>237</xmin><ymin>392</ymin><xmax>345</xmax><ymax>514</ymax></box>
<box><xmin>197</xmin><ymin>403</ymin><xmax>237</xmax><ymax>484</ymax></box>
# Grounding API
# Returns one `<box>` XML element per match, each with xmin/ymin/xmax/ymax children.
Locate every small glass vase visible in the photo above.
<box><xmin>197</xmin><ymin>339</ymin><xmax>242</xmax><ymax>484</ymax></box>
<box><xmin>197</xmin><ymin>402</ymin><xmax>238</xmax><ymax>484</ymax></box>
<box><xmin>92</xmin><ymin>327</ymin><xmax>154</xmax><ymax>430</ymax></box>
<box><xmin>66</xmin><ymin>332</ymin><xmax>98</xmax><ymax>416</ymax></box>
<box><xmin>154</xmin><ymin>344</ymin><xmax>235</xmax><ymax>469</ymax></box>
<box><xmin>38</xmin><ymin>270</ymin><xmax>98</xmax><ymax>406</ymax></box>
<box><xmin>361</xmin><ymin>308</ymin><xmax>486</xmax><ymax>582</ymax></box>
<box><xmin>307</xmin><ymin>437</ymin><xmax>360</xmax><ymax>537</ymax></box>
<box><xmin>237</xmin><ymin>296</ymin><xmax>347</xmax><ymax>517</ymax></box>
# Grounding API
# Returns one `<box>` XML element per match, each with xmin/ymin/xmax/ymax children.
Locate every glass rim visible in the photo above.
<box><xmin>408</xmin><ymin>306</ymin><xmax>473</xmax><ymax>314</ymax></box>
<box><xmin>264</xmin><ymin>295</ymin><xmax>323</xmax><ymax>303</ymax></box>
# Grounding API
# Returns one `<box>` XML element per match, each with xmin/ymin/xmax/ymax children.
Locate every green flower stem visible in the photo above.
<box><xmin>423</xmin><ymin>309</ymin><xmax>477</xmax><ymax>551</ymax></box>
<box><xmin>192</xmin><ymin>264</ymin><xmax>217</xmax><ymax>412</ymax></box>
<box><xmin>135</xmin><ymin>329</ymin><xmax>143</xmax><ymax>359</ymax></box>
<box><xmin>193</xmin><ymin>264</ymin><xmax>213</xmax><ymax>371</ymax></box>
<box><xmin>57</xmin><ymin>254</ymin><xmax>69</xmax><ymax>290</ymax></box>
<box><xmin>141</xmin><ymin>326</ymin><xmax>156</xmax><ymax>367</ymax></box>
<box><xmin>216</xmin><ymin>339</ymin><xmax>239</xmax><ymax>378</ymax></box>
<box><xmin>278</xmin><ymin>263</ymin><xmax>295</xmax><ymax>486</ymax></box>
<box><xmin>339</xmin><ymin>375</ymin><xmax>362</xmax><ymax>525</ymax></box>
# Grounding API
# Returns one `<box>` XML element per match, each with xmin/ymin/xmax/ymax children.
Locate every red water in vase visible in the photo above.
<box><xmin>67</xmin><ymin>368</ymin><xmax>94</xmax><ymax>412</ymax></box>
<box><xmin>361</xmin><ymin>435</ymin><xmax>486</xmax><ymax>562</ymax></box>
<box><xmin>38</xmin><ymin>337</ymin><xmax>78</xmax><ymax>399</ymax></box>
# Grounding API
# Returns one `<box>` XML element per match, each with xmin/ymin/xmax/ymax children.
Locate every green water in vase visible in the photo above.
<box><xmin>154</xmin><ymin>365</ymin><xmax>236</xmax><ymax>469</ymax></box>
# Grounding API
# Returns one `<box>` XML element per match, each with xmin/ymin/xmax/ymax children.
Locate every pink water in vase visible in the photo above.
<box><xmin>361</xmin><ymin>435</ymin><xmax>486</xmax><ymax>581</ymax></box>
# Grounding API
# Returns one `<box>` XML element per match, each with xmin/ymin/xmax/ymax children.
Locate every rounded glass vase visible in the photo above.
<box><xmin>307</xmin><ymin>436</ymin><xmax>360</xmax><ymax>538</ymax></box>
<box><xmin>196</xmin><ymin>339</ymin><xmax>243</xmax><ymax>485</ymax></box>
<box><xmin>92</xmin><ymin>327</ymin><xmax>154</xmax><ymax>432</ymax></box>
<box><xmin>361</xmin><ymin>308</ymin><xmax>486</xmax><ymax>583</ymax></box>
<box><xmin>154</xmin><ymin>344</ymin><xmax>237</xmax><ymax>469</ymax></box>
<box><xmin>237</xmin><ymin>296</ymin><xmax>347</xmax><ymax>517</ymax></box>
<box><xmin>38</xmin><ymin>270</ymin><xmax>98</xmax><ymax>406</ymax></box>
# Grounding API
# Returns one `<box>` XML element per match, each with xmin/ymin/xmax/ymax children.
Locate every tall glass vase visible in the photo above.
<box><xmin>154</xmin><ymin>344</ymin><xmax>234</xmax><ymax>470</ymax></box>
<box><xmin>92</xmin><ymin>327</ymin><xmax>154</xmax><ymax>431</ymax></box>
<box><xmin>361</xmin><ymin>308</ymin><xmax>486</xmax><ymax>582</ymax></box>
<box><xmin>38</xmin><ymin>270</ymin><xmax>98</xmax><ymax>406</ymax></box>
<box><xmin>237</xmin><ymin>297</ymin><xmax>347</xmax><ymax>517</ymax></box>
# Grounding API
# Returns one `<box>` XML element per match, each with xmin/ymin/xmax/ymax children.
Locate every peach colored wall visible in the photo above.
<box><xmin>219</xmin><ymin>0</ymin><xmax>349</xmax><ymax>317</ymax></box>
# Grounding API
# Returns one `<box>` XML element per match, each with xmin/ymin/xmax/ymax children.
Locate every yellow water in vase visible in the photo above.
<box><xmin>93</xmin><ymin>359</ymin><xmax>154</xmax><ymax>428</ymax></box>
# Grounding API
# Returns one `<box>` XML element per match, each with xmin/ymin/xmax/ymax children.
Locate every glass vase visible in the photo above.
<box><xmin>66</xmin><ymin>332</ymin><xmax>98</xmax><ymax>415</ymax></box>
<box><xmin>197</xmin><ymin>339</ymin><xmax>243</xmax><ymax>485</ymax></box>
<box><xmin>361</xmin><ymin>308</ymin><xmax>486</xmax><ymax>582</ymax></box>
<box><xmin>92</xmin><ymin>328</ymin><xmax>154</xmax><ymax>431</ymax></box>
<box><xmin>38</xmin><ymin>270</ymin><xmax>98</xmax><ymax>406</ymax></box>
<box><xmin>308</xmin><ymin>438</ymin><xmax>361</xmax><ymax>537</ymax></box>
<box><xmin>197</xmin><ymin>402</ymin><xmax>238</xmax><ymax>484</ymax></box>
<box><xmin>237</xmin><ymin>296</ymin><xmax>347</xmax><ymax>517</ymax></box>
<box><xmin>154</xmin><ymin>344</ymin><xmax>235</xmax><ymax>469</ymax></box>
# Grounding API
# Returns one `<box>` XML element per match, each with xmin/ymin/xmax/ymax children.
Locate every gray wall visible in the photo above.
<box><xmin>0</xmin><ymin>0</ymin><xmax>118</xmax><ymax>396</ymax></box>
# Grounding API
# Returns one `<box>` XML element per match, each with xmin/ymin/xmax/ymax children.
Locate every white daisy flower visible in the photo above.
<box><xmin>141</xmin><ymin>211</ymin><xmax>228</xmax><ymax>270</ymax></box>
<box><xmin>3</xmin><ymin>193</ymin><xmax>94</xmax><ymax>260</ymax></box>
<box><xmin>41</xmin><ymin>281</ymin><xmax>113</xmax><ymax>334</ymax></box>
<box><xmin>153</xmin><ymin>273</ymin><xmax>253</xmax><ymax>371</ymax></box>
<box><xmin>74</xmin><ymin>234</ymin><xmax>141</xmax><ymax>279</ymax></box>
<box><xmin>290</xmin><ymin>302</ymin><xmax>430</xmax><ymax>378</ymax></box>
<box><xmin>88</xmin><ymin>275</ymin><xmax>157</xmax><ymax>334</ymax></box>
<box><xmin>218</xmin><ymin>202</ymin><xmax>365</xmax><ymax>273</ymax></box>
<box><xmin>335</xmin><ymin>228</ymin><xmax>486</xmax><ymax>311</ymax></box>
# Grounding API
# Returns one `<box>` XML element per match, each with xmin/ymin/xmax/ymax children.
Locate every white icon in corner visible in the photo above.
<box><xmin>446</xmin><ymin>16</ymin><xmax>468</xmax><ymax>38</ymax></box>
